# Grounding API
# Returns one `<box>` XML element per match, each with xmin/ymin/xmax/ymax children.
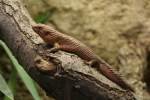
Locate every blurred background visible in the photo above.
<box><xmin>1</xmin><ymin>0</ymin><xmax>150</xmax><ymax>100</ymax></box>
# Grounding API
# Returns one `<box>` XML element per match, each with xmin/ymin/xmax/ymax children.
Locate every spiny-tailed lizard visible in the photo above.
<box><xmin>32</xmin><ymin>24</ymin><xmax>134</xmax><ymax>92</ymax></box>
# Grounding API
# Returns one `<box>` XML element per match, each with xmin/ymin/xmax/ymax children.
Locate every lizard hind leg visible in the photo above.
<box><xmin>85</xmin><ymin>59</ymin><xmax>100</xmax><ymax>68</ymax></box>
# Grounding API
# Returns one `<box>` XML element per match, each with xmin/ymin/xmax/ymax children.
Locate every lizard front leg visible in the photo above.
<box><xmin>47</xmin><ymin>43</ymin><xmax>61</xmax><ymax>53</ymax></box>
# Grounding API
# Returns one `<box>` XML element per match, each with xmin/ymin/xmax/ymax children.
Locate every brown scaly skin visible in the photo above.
<box><xmin>32</xmin><ymin>24</ymin><xmax>134</xmax><ymax>92</ymax></box>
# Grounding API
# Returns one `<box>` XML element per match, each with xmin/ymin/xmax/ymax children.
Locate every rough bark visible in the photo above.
<box><xmin>0</xmin><ymin>0</ymin><xmax>136</xmax><ymax>100</ymax></box>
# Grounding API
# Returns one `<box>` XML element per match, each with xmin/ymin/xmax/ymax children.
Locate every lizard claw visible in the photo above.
<box><xmin>47</xmin><ymin>47</ymin><xmax>60</xmax><ymax>53</ymax></box>
<box><xmin>47</xmin><ymin>43</ymin><xmax>61</xmax><ymax>53</ymax></box>
<box><xmin>85</xmin><ymin>59</ymin><xmax>99</xmax><ymax>68</ymax></box>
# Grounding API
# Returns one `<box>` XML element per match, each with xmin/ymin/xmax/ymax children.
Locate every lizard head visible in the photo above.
<box><xmin>32</xmin><ymin>24</ymin><xmax>51</xmax><ymax>37</ymax></box>
<box><xmin>32</xmin><ymin>24</ymin><xmax>57</xmax><ymax>43</ymax></box>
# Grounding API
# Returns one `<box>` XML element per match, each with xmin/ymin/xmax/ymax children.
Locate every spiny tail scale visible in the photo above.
<box><xmin>98</xmin><ymin>62</ymin><xmax>134</xmax><ymax>92</ymax></box>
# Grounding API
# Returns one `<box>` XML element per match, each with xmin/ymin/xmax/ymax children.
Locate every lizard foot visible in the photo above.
<box><xmin>47</xmin><ymin>47</ymin><xmax>60</xmax><ymax>53</ymax></box>
<box><xmin>85</xmin><ymin>59</ymin><xmax>99</xmax><ymax>68</ymax></box>
<box><xmin>47</xmin><ymin>43</ymin><xmax>61</xmax><ymax>53</ymax></box>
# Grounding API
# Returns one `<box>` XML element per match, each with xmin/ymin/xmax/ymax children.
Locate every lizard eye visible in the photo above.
<box><xmin>38</xmin><ymin>26</ymin><xmax>42</xmax><ymax>30</ymax></box>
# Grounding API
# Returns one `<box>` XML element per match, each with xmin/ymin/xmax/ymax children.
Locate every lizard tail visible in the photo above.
<box><xmin>98</xmin><ymin>62</ymin><xmax>134</xmax><ymax>92</ymax></box>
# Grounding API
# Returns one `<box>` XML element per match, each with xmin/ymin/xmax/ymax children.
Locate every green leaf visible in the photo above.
<box><xmin>34</xmin><ymin>11</ymin><xmax>51</xmax><ymax>23</ymax></box>
<box><xmin>34</xmin><ymin>8</ymin><xmax>56</xmax><ymax>23</ymax></box>
<box><xmin>0</xmin><ymin>40</ymin><xmax>41</xmax><ymax>100</ymax></box>
<box><xmin>3</xmin><ymin>69</ymin><xmax>17</xmax><ymax>100</ymax></box>
<box><xmin>0</xmin><ymin>73</ymin><xmax>14</xmax><ymax>100</ymax></box>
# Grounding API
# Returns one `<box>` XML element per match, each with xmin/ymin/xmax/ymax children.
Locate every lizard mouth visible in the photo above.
<box><xmin>32</xmin><ymin>25</ymin><xmax>40</xmax><ymax>33</ymax></box>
